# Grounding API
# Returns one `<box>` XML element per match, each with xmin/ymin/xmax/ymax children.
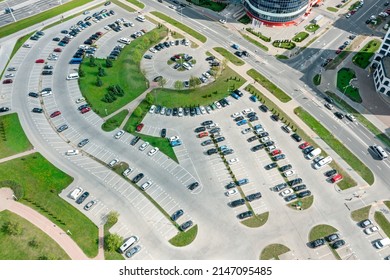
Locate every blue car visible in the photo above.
<box><xmin>237</xmin><ymin>178</ymin><xmax>249</xmax><ymax>186</ymax></box>
<box><xmin>236</xmin><ymin>119</ymin><xmax>247</xmax><ymax>126</ymax></box>
<box><xmin>232</xmin><ymin>44</ymin><xmax>240</xmax><ymax>50</ymax></box>
<box><xmin>230</xmin><ymin>92</ymin><xmax>239</xmax><ymax>99</ymax></box>
<box><xmin>250</xmin><ymin>95</ymin><xmax>258</xmax><ymax>102</ymax></box>
<box><xmin>170</xmin><ymin>139</ymin><xmax>182</xmax><ymax>147</ymax></box>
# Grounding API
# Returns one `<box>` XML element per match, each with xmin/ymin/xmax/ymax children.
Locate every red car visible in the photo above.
<box><xmin>50</xmin><ymin>111</ymin><xmax>61</xmax><ymax>118</ymax></box>
<box><xmin>335</xmin><ymin>49</ymin><xmax>342</xmax><ymax>54</ymax></box>
<box><xmin>299</xmin><ymin>142</ymin><xmax>310</xmax><ymax>149</ymax></box>
<box><xmin>35</xmin><ymin>59</ymin><xmax>45</xmax><ymax>63</ymax></box>
<box><xmin>136</xmin><ymin>123</ymin><xmax>144</xmax><ymax>132</ymax></box>
<box><xmin>330</xmin><ymin>174</ymin><xmax>343</xmax><ymax>183</ymax></box>
<box><xmin>81</xmin><ymin>107</ymin><xmax>91</xmax><ymax>114</ymax></box>
<box><xmin>96</xmin><ymin>31</ymin><xmax>103</xmax><ymax>36</ymax></box>
<box><xmin>2</xmin><ymin>79</ymin><xmax>13</xmax><ymax>84</ymax></box>
<box><xmin>53</xmin><ymin>48</ymin><xmax>62</xmax><ymax>52</ymax></box>
<box><xmin>271</xmin><ymin>149</ymin><xmax>282</xmax><ymax>156</ymax></box>
<box><xmin>198</xmin><ymin>131</ymin><xmax>209</xmax><ymax>138</ymax></box>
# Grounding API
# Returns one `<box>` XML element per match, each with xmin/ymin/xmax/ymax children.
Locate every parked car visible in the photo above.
<box><xmin>310</xmin><ymin>238</ymin><xmax>325</xmax><ymax>248</ymax></box>
<box><xmin>179</xmin><ymin>220</ymin><xmax>193</xmax><ymax>231</ymax></box>
<box><xmin>171</xmin><ymin>209</ymin><xmax>184</xmax><ymax>221</ymax></box>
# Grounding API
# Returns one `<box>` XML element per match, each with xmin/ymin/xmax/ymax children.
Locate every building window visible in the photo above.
<box><xmin>384</xmin><ymin>80</ymin><xmax>390</xmax><ymax>86</ymax></box>
<box><xmin>380</xmin><ymin>87</ymin><xmax>386</xmax><ymax>93</ymax></box>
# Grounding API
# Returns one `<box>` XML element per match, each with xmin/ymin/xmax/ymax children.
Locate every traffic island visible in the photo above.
<box><xmin>241</xmin><ymin>212</ymin><xmax>269</xmax><ymax>228</ymax></box>
<box><xmin>169</xmin><ymin>225</ymin><xmax>198</xmax><ymax>247</ymax></box>
<box><xmin>336</xmin><ymin>68</ymin><xmax>362</xmax><ymax>103</ymax></box>
<box><xmin>287</xmin><ymin>196</ymin><xmax>314</xmax><ymax>211</ymax></box>
<box><xmin>260</xmin><ymin>243</ymin><xmax>290</xmax><ymax>260</ymax></box>
<box><xmin>308</xmin><ymin>224</ymin><xmax>341</xmax><ymax>260</ymax></box>
<box><xmin>351</xmin><ymin>205</ymin><xmax>371</xmax><ymax>222</ymax></box>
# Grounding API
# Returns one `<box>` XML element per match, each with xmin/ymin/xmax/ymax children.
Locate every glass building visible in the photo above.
<box><xmin>243</xmin><ymin>0</ymin><xmax>316</xmax><ymax>26</ymax></box>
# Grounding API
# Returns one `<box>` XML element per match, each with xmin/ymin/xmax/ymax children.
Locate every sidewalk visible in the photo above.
<box><xmin>0</xmin><ymin>149</ymin><xmax>36</xmax><ymax>164</ymax></box>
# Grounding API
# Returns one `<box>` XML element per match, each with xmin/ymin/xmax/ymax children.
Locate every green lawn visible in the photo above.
<box><xmin>79</xmin><ymin>26</ymin><xmax>168</xmax><ymax>116</ymax></box>
<box><xmin>126</xmin><ymin>0</ymin><xmax>145</xmax><ymax>9</ymax></box>
<box><xmin>169</xmin><ymin>225</ymin><xmax>198</xmax><ymax>247</ymax></box>
<box><xmin>337</xmin><ymin>68</ymin><xmax>362</xmax><ymax>103</ymax></box>
<box><xmin>351</xmin><ymin>205</ymin><xmax>371</xmax><ymax>222</ymax></box>
<box><xmin>151</xmin><ymin>11</ymin><xmax>207</xmax><ymax>43</ymax></box>
<box><xmin>213</xmin><ymin>47</ymin><xmax>244</xmax><ymax>66</ymax></box>
<box><xmin>305</xmin><ymin>24</ymin><xmax>320</xmax><ymax>32</ymax></box>
<box><xmin>0</xmin><ymin>0</ymin><xmax>94</xmax><ymax>39</ymax></box>
<box><xmin>0</xmin><ymin>113</ymin><xmax>32</xmax><ymax>159</ymax></box>
<box><xmin>327</xmin><ymin>7</ymin><xmax>338</xmax><ymax>12</ymax></box>
<box><xmin>238</xmin><ymin>14</ymin><xmax>251</xmax><ymax>24</ymax></box>
<box><xmin>309</xmin><ymin>224</ymin><xmax>337</xmax><ymax>241</ymax></box>
<box><xmin>247</xmin><ymin>69</ymin><xmax>291</xmax><ymax>103</ymax></box>
<box><xmin>352</xmin><ymin>39</ymin><xmax>381</xmax><ymax>69</ymax></box>
<box><xmin>101</xmin><ymin>110</ymin><xmax>128</xmax><ymax>132</ymax></box>
<box><xmin>192</xmin><ymin>0</ymin><xmax>227</xmax><ymax>12</ymax></box>
<box><xmin>134</xmin><ymin>133</ymin><xmax>178</xmax><ymax>163</ymax></box>
<box><xmin>260</xmin><ymin>243</ymin><xmax>290</xmax><ymax>260</ymax></box>
<box><xmin>241</xmin><ymin>212</ymin><xmax>269</xmax><ymax>228</ymax></box>
<box><xmin>313</xmin><ymin>74</ymin><xmax>321</xmax><ymax>85</ymax></box>
<box><xmin>245</xmin><ymin>28</ymin><xmax>271</xmax><ymax>42</ymax></box>
<box><xmin>0</xmin><ymin>210</ymin><xmax>70</xmax><ymax>260</ymax></box>
<box><xmin>374</xmin><ymin>212</ymin><xmax>390</xmax><ymax>238</ymax></box>
<box><xmin>385</xmin><ymin>201</ymin><xmax>390</xmax><ymax>210</ymax></box>
<box><xmin>0</xmin><ymin>153</ymin><xmax>98</xmax><ymax>257</ymax></box>
<box><xmin>123</xmin><ymin>99</ymin><xmax>150</xmax><ymax>133</ymax></box>
<box><xmin>294</xmin><ymin>107</ymin><xmax>374</xmax><ymax>186</ymax></box>
<box><xmin>288</xmin><ymin>195</ymin><xmax>314</xmax><ymax>210</ymax></box>
<box><xmin>148</xmin><ymin>67</ymin><xmax>245</xmax><ymax>107</ymax></box>
<box><xmin>103</xmin><ymin>213</ymin><xmax>124</xmax><ymax>260</ymax></box>
<box><xmin>272</xmin><ymin>40</ymin><xmax>296</xmax><ymax>50</ymax></box>
<box><xmin>325</xmin><ymin>90</ymin><xmax>390</xmax><ymax>149</ymax></box>
<box><xmin>292</xmin><ymin>32</ymin><xmax>309</xmax><ymax>42</ymax></box>
<box><xmin>241</xmin><ymin>33</ymin><xmax>269</xmax><ymax>52</ymax></box>
<box><xmin>112</xmin><ymin>0</ymin><xmax>135</xmax><ymax>12</ymax></box>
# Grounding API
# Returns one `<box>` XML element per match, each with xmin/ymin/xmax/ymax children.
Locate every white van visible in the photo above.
<box><xmin>69</xmin><ymin>187</ymin><xmax>83</xmax><ymax>199</ymax></box>
<box><xmin>118</xmin><ymin>37</ymin><xmax>130</xmax><ymax>44</ymax></box>
<box><xmin>374</xmin><ymin>238</ymin><xmax>390</xmax><ymax>249</ymax></box>
<box><xmin>372</xmin><ymin>145</ymin><xmax>388</xmax><ymax>160</ymax></box>
<box><xmin>66</xmin><ymin>73</ymin><xmax>79</xmax><ymax>80</ymax></box>
<box><xmin>306</xmin><ymin>148</ymin><xmax>321</xmax><ymax>160</ymax></box>
<box><xmin>136</xmin><ymin>15</ymin><xmax>145</xmax><ymax>22</ymax></box>
<box><xmin>65</xmin><ymin>149</ymin><xmax>79</xmax><ymax>156</ymax></box>
<box><xmin>314</xmin><ymin>156</ymin><xmax>332</xmax><ymax>169</ymax></box>
<box><xmin>118</xmin><ymin>236</ymin><xmax>139</xmax><ymax>253</ymax></box>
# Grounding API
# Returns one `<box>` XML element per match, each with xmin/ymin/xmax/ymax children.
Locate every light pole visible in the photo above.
<box><xmin>5</xmin><ymin>1</ymin><xmax>16</xmax><ymax>23</ymax></box>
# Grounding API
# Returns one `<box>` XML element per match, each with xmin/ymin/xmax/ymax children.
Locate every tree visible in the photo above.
<box><xmin>89</xmin><ymin>56</ymin><xmax>96</xmax><ymax>67</ymax></box>
<box><xmin>106</xmin><ymin>59</ymin><xmax>113</xmax><ymax>68</ymax></box>
<box><xmin>96</xmin><ymin>76</ymin><xmax>103</xmax><ymax>87</ymax></box>
<box><xmin>98</xmin><ymin>66</ymin><xmax>106</xmax><ymax>77</ymax></box>
<box><xmin>158</xmin><ymin>78</ymin><xmax>167</xmax><ymax>88</ymax></box>
<box><xmin>2</xmin><ymin>221</ymin><xmax>23</xmax><ymax>236</ymax></box>
<box><xmin>28</xmin><ymin>238</ymin><xmax>39</xmax><ymax>248</ymax></box>
<box><xmin>133</xmin><ymin>107</ymin><xmax>143</xmax><ymax>117</ymax></box>
<box><xmin>106</xmin><ymin>211</ymin><xmax>119</xmax><ymax>226</ymax></box>
<box><xmin>189</xmin><ymin>76</ymin><xmax>201</xmax><ymax>89</ymax></box>
<box><xmin>221</xmin><ymin>58</ymin><xmax>228</xmax><ymax>70</ymax></box>
<box><xmin>174</xmin><ymin>80</ymin><xmax>184</xmax><ymax>91</ymax></box>
<box><xmin>104</xmin><ymin>233</ymin><xmax>123</xmax><ymax>252</ymax></box>
<box><xmin>145</xmin><ymin>93</ymin><xmax>154</xmax><ymax>105</ymax></box>
<box><xmin>78</xmin><ymin>68</ymin><xmax>85</xmax><ymax>77</ymax></box>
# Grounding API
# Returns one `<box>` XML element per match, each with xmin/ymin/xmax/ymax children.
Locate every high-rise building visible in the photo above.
<box><xmin>243</xmin><ymin>0</ymin><xmax>321</xmax><ymax>26</ymax></box>
<box><xmin>373</xmin><ymin>29</ymin><xmax>390</xmax><ymax>96</ymax></box>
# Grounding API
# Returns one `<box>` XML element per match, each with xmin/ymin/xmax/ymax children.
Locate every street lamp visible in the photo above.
<box><xmin>5</xmin><ymin>1</ymin><xmax>16</xmax><ymax>23</ymax></box>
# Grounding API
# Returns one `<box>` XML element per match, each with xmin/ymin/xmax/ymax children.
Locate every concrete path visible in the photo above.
<box><xmin>0</xmin><ymin>149</ymin><xmax>36</xmax><ymax>164</ymax></box>
<box><xmin>0</xmin><ymin>188</ymin><xmax>105</xmax><ymax>260</ymax></box>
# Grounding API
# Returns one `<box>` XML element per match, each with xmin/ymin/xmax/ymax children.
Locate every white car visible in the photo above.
<box><xmin>122</xmin><ymin>168</ymin><xmax>133</xmax><ymax>177</ymax></box>
<box><xmin>241</xmin><ymin>128</ymin><xmax>251</xmax><ymax>134</ymax></box>
<box><xmin>228</xmin><ymin>158</ymin><xmax>239</xmax><ymax>165</ymax></box>
<box><xmin>200</xmin><ymin>106</ymin><xmax>206</xmax><ymax>114</ymax></box>
<box><xmin>149</xmin><ymin>105</ymin><xmax>156</xmax><ymax>114</ymax></box>
<box><xmin>184</xmin><ymin>40</ymin><xmax>189</xmax><ymax>46</ymax></box>
<box><xmin>266</xmin><ymin>145</ymin><xmax>276</xmax><ymax>152</ymax></box>
<box><xmin>225</xmin><ymin>189</ymin><xmax>238</xmax><ymax>196</ymax></box>
<box><xmin>313</xmin><ymin>156</ymin><xmax>324</xmax><ymax>164</ymax></box>
<box><xmin>169</xmin><ymin>5</ymin><xmax>176</xmax><ymax>9</ymax></box>
<box><xmin>140</xmin><ymin>180</ymin><xmax>153</xmax><ymax>190</ymax></box>
<box><xmin>5</xmin><ymin>73</ymin><xmax>14</xmax><ymax>78</ymax></box>
<box><xmin>139</xmin><ymin>142</ymin><xmax>149</xmax><ymax>151</ymax></box>
<box><xmin>232</xmin><ymin>112</ymin><xmax>242</xmax><ymax>118</ymax></box>
<box><xmin>207</xmin><ymin>123</ymin><xmax>218</xmax><ymax>129</ymax></box>
<box><xmin>160</xmin><ymin>107</ymin><xmax>166</xmax><ymax>115</ymax></box>
<box><xmin>283</xmin><ymin>170</ymin><xmax>296</xmax><ymax>177</ymax></box>
<box><xmin>41</xmin><ymin>90</ymin><xmax>53</xmax><ymax>97</ymax></box>
<box><xmin>84</xmin><ymin>200</ymin><xmax>98</xmax><ymax>211</ymax></box>
<box><xmin>346</xmin><ymin>114</ymin><xmax>356</xmax><ymax>122</ymax></box>
<box><xmin>205</xmin><ymin>106</ymin><xmax>212</xmax><ymax>114</ymax></box>
<box><xmin>104</xmin><ymin>25</ymin><xmax>110</xmax><ymax>30</ymax></box>
<box><xmin>178</xmin><ymin>107</ymin><xmax>184</xmax><ymax>117</ymax></box>
<box><xmin>219</xmin><ymin>19</ymin><xmax>226</xmax><ymax>24</ymax></box>
<box><xmin>214</xmin><ymin>101</ymin><xmax>222</xmax><ymax>109</ymax></box>
<box><xmin>75</xmin><ymin>97</ymin><xmax>85</xmax><ymax>103</ymax></box>
<box><xmin>108</xmin><ymin>159</ymin><xmax>119</xmax><ymax>167</ymax></box>
<box><xmin>242</xmin><ymin>108</ymin><xmax>253</xmax><ymax>115</ymax></box>
<box><xmin>364</xmin><ymin>226</ymin><xmax>379</xmax><ymax>235</ymax></box>
<box><xmin>23</xmin><ymin>43</ymin><xmax>32</xmax><ymax>48</ymax></box>
<box><xmin>261</xmin><ymin>137</ymin><xmax>271</xmax><ymax>143</ymax></box>
<box><xmin>65</xmin><ymin>149</ymin><xmax>79</xmax><ymax>156</ymax></box>
<box><xmin>149</xmin><ymin>47</ymin><xmax>157</xmax><ymax>53</ymax></box>
<box><xmin>148</xmin><ymin>147</ymin><xmax>159</xmax><ymax>156</ymax></box>
<box><xmin>114</xmin><ymin>130</ymin><xmax>125</xmax><ymax>139</ymax></box>
<box><xmin>169</xmin><ymin>136</ymin><xmax>180</xmax><ymax>143</ymax></box>
<box><xmin>280</xmin><ymin>188</ymin><xmax>293</xmax><ymax>197</ymax></box>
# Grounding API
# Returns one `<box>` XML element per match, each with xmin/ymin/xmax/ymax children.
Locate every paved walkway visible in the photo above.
<box><xmin>0</xmin><ymin>149</ymin><xmax>36</xmax><ymax>164</ymax></box>
<box><xmin>0</xmin><ymin>188</ymin><xmax>105</xmax><ymax>260</ymax></box>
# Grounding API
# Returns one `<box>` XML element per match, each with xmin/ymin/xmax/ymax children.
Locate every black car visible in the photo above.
<box><xmin>184</xmin><ymin>107</ymin><xmax>190</xmax><ymax>116</ymax></box>
<box><xmin>234</xmin><ymin>51</ymin><xmax>243</xmax><ymax>57</ymax></box>
<box><xmin>238</xmin><ymin>211</ymin><xmax>253</xmax><ymax>220</ymax></box>
<box><xmin>132</xmin><ymin>173</ymin><xmax>144</xmax><ymax>183</ymax></box>
<box><xmin>230</xmin><ymin>199</ymin><xmax>245</xmax><ymax>208</ymax></box>
<box><xmin>287</xmin><ymin>178</ymin><xmax>303</xmax><ymax>186</ymax></box>
<box><xmin>28</xmin><ymin>92</ymin><xmax>39</xmax><ymax>98</ymax></box>
<box><xmin>52</xmin><ymin>37</ymin><xmax>60</xmax><ymax>41</ymax></box>
<box><xmin>171</xmin><ymin>209</ymin><xmax>184</xmax><ymax>221</ymax></box>
<box><xmin>247</xmin><ymin>112</ymin><xmax>256</xmax><ymax>118</ymax></box>
<box><xmin>32</xmin><ymin>108</ymin><xmax>43</xmax><ymax>113</ymax></box>
<box><xmin>57</xmin><ymin>124</ymin><xmax>68</xmax><ymax>132</ymax></box>
<box><xmin>325</xmin><ymin>233</ymin><xmax>340</xmax><ymax>242</ymax></box>
<box><xmin>201</xmin><ymin>139</ymin><xmax>212</xmax><ymax>146</ymax></box>
<box><xmin>303</xmin><ymin>146</ymin><xmax>315</xmax><ymax>155</ymax></box>
<box><xmin>324</xmin><ymin>96</ymin><xmax>334</xmax><ymax>104</ymax></box>
<box><xmin>291</xmin><ymin>133</ymin><xmax>302</xmax><ymax>142</ymax></box>
<box><xmin>247</xmin><ymin>136</ymin><xmax>258</xmax><ymax>142</ymax></box>
<box><xmin>222</xmin><ymin>149</ymin><xmax>234</xmax><ymax>155</ymax></box>
<box><xmin>279</xmin><ymin>164</ymin><xmax>292</xmax><ymax>172</ymax></box>
<box><xmin>215</xmin><ymin>136</ymin><xmax>225</xmax><ymax>143</ymax></box>
<box><xmin>284</xmin><ymin>193</ymin><xmax>298</xmax><ymax>202</ymax></box>
<box><xmin>76</xmin><ymin>191</ymin><xmax>89</xmax><ymax>204</ymax></box>
<box><xmin>225</xmin><ymin>182</ymin><xmax>236</xmax><ymax>189</ymax></box>
<box><xmin>258</xmin><ymin>132</ymin><xmax>269</xmax><ymax>138</ymax></box>
<box><xmin>188</xmin><ymin>182</ymin><xmax>199</xmax><ymax>190</ymax></box>
<box><xmin>259</xmin><ymin>104</ymin><xmax>269</xmax><ymax>112</ymax></box>
<box><xmin>207</xmin><ymin>148</ymin><xmax>218</xmax><ymax>155</ymax></box>
<box><xmin>78</xmin><ymin>138</ymin><xmax>89</xmax><ymax>147</ymax></box>
<box><xmin>130</xmin><ymin>136</ymin><xmax>140</xmax><ymax>146</ymax></box>
<box><xmin>190</xmin><ymin>107</ymin><xmax>196</xmax><ymax>116</ymax></box>
<box><xmin>246</xmin><ymin>192</ymin><xmax>262</xmax><ymax>202</ymax></box>
<box><xmin>297</xmin><ymin>190</ymin><xmax>311</xmax><ymax>198</ymax></box>
<box><xmin>249</xmin><ymin>116</ymin><xmax>259</xmax><ymax>122</ymax></box>
<box><xmin>264</xmin><ymin>141</ymin><xmax>275</xmax><ymax>147</ymax></box>
<box><xmin>194</xmin><ymin>126</ymin><xmax>206</xmax><ymax>133</ymax></box>
<box><xmin>172</xmin><ymin>108</ymin><xmax>178</xmax><ymax>116</ymax></box>
<box><xmin>252</xmin><ymin>144</ymin><xmax>264</xmax><ymax>152</ymax></box>
<box><xmin>334</xmin><ymin>112</ymin><xmax>344</xmax><ymax>119</ymax></box>
<box><xmin>161</xmin><ymin>128</ymin><xmax>166</xmax><ymax>138</ymax></box>
<box><xmin>325</xmin><ymin>169</ymin><xmax>337</xmax><ymax>177</ymax></box>
<box><xmin>210</xmin><ymin>127</ymin><xmax>221</xmax><ymax>134</ymax></box>
<box><xmin>179</xmin><ymin>220</ymin><xmax>193</xmax><ymax>231</ymax></box>
<box><xmin>274</xmin><ymin>183</ymin><xmax>287</xmax><ymax>192</ymax></box>
<box><xmin>265</xmin><ymin>162</ymin><xmax>278</xmax><ymax>170</ymax></box>
<box><xmin>292</xmin><ymin>184</ymin><xmax>306</xmax><ymax>192</ymax></box>
<box><xmin>234</xmin><ymin>116</ymin><xmax>244</xmax><ymax>122</ymax></box>
<box><xmin>42</xmin><ymin>70</ymin><xmax>53</xmax><ymax>75</ymax></box>
<box><xmin>272</xmin><ymin>154</ymin><xmax>286</xmax><ymax>161</ymax></box>
<box><xmin>43</xmin><ymin>65</ymin><xmax>53</xmax><ymax>69</ymax></box>
<box><xmin>331</xmin><ymin>239</ymin><xmax>345</xmax><ymax>249</ymax></box>
<box><xmin>78</xmin><ymin>104</ymin><xmax>89</xmax><ymax>111</ymax></box>
<box><xmin>270</xmin><ymin>114</ymin><xmax>279</xmax><ymax>121</ymax></box>
<box><xmin>310</xmin><ymin>238</ymin><xmax>325</xmax><ymax>248</ymax></box>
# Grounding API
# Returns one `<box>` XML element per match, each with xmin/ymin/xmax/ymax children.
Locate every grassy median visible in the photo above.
<box><xmin>101</xmin><ymin>110</ymin><xmax>128</xmax><ymax>132</ymax></box>
<box><xmin>213</xmin><ymin>47</ymin><xmax>244</xmax><ymax>66</ymax></box>
<box><xmin>260</xmin><ymin>243</ymin><xmax>290</xmax><ymax>260</ymax></box>
<box><xmin>352</xmin><ymin>39</ymin><xmax>381</xmax><ymax>69</ymax></box>
<box><xmin>169</xmin><ymin>225</ymin><xmax>198</xmax><ymax>247</ymax></box>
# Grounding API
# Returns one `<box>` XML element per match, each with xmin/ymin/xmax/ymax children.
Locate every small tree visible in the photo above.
<box><xmin>174</xmin><ymin>80</ymin><xmax>184</xmax><ymax>91</ymax></box>
<box><xmin>158</xmin><ymin>78</ymin><xmax>167</xmax><ymax>88</ymax></box>
<box><xmin>189</xmin><ymin>76</ymin><xmax>201</xmax><ymax>89</ymax></box>
<box><xmin>105</xmin><ymin>233</ymin><xmax>123</xmax><ymax>252</ymax></box>
<box><xmin>89</xmin><ymin>56</ymin><xmax>96</xmax><ymax>67</ymax></box>
<box><xmin>78</xmin><ymin>68</ymin><xmax>85</xmax><ymax>77</ymax></box>
<box><xmin>96</xmin><ymin>76</ymin><xmax>103</xmax><ymax>87</ymax></box>
<box><xmin>98</xmin><ymin>66</ymin><xmax>106</xmax><ymax>77</ymax></box>
<box><xmin>145</xmin><ymin>93</ymin><xmax>154</xmax><ymax>105</ymax></box>
<box><xmin>2</xmin><ymin>221</ymin><xmax>23</xmax><ymax>236</ymax></box>
<box><xmin>133</xmin><ymin>107</ymin><xmax>143</xmax><ymax>117</ymax></box>
<box><xmin>106</xmin><ymin>211</ymin><xmax>119</xmax><ymax>226</ymax></box>
<box><xmin>106</xmin><ymin>59</ymin><xmax>113</xmax><ymax>68</ymax></box>
<box><xmin>28</xmin><ymin>238</ymin><xmax>39</xmax><ymax>248</ymax></box>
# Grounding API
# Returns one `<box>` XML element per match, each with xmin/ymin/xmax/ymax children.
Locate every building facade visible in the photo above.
<box><xmin>243</xmin><ymin>0</ymin><xmax>320</xmax><ymax>26</ymax></box>
<box><xmin>373</xmin><ymin>29</ymin><xmax>390</xmax><ymax>96</ymax></box>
